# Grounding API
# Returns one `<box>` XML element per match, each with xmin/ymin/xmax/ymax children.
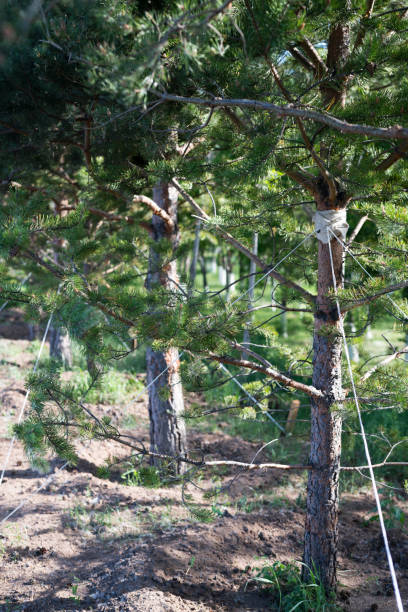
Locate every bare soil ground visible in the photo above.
<box><xmin>0</xmin><ymin>335</ymin><xmax>408</xmax><ymax>611</ymax></box>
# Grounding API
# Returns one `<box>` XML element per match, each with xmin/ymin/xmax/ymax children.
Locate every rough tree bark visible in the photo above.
<box><xmin>146</xmin><ymin>182</ymin><xmax>187</xmax><ymax>474</ymax></box>
<box><xmin>303</xmin><ymin>199</ymin><xmax>345</xmax><ymax>591</ymax></box>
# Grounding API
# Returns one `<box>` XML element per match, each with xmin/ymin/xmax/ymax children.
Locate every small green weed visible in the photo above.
<box><xmin>184</xmin><ymin>493</ymin><xmax>218</xmax><ymax>523</ymax></box>
<box><xmin>186</xmin><ymin>555</ymin><xmax>196</xmax><ymax>575</ymax></box>
<box><xmin>27</xmin><ymin>339</ymin><xmax>43</xmax><ymax>355</ymax></box>
<box><xmin>96</xmin><ymin>465</ymin><xmax>110</xmax><ymax>479</ymax></box>
<box><xmin>236</xmin><ymin>494</ymin><xmax>290</xmax><ymax>513</ymax></box>
<box><xmin>366</xmin><ymin>490</ymin><xmax>406</xmax><ymax>530</ymax></box>
<box><xmin>70</xmin><ymin>577</ymin><xmax>81</xmax><ymax>604</ymax></box>
<box><xmin>121</xmin><ymin>464</ymin><xmax>161</xmax><ymax>488</ymax></box>
<box><xmin>249</xmin><ymin>560</ymin><xmax>339</xmax><ymax>611</ymax></box>
<box><xmin>236</xmin><ymin>495</ymin><xmax>264</xmax><ymax>513</ymax></box>
<box><xmin>121</xmin><ymin>413</ymin><xmax>139</xmax><ymax>429</ymax></box>
<box><xmin>68</xmin><ymin>504</ymin><xmax>113</xmax><ymax>533</ymax></box>
<box><xmin>70</xmin><ymin>367</ymin><xmax>143</xmax><ymax>404</ymax></box>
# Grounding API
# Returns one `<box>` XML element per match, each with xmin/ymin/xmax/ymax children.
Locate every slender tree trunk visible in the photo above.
<box><xmin>28</xmin><ymin>323</ymin><xmax>38</xmax><ymax>341</ymax></box>
<box><xmin>303</xmin><ymin>210</ymin><xmax>344</xmax><ymax>592</ymax></box>
<box><xmin>49</xmin><ymin>326</ymin><xmax>73</xmax><ymax>367</ymax></box>
<box><xmin>199</xmin><ymin>253</ymin><xmax>208</xmax><ymax>291</ymax></box>
<box><xmin>146</xmin><ymin>182</ymin><xmax>187</xmax><ymax>474</ymax></box>
<box><xmin>48</xmin><ymin>245</ymin><xmax>73</xmax><ymax>368</ymax></box>
<box><xmin>211</xmin><ymin>247</ymin><xmax>220</xmax><ymax>274</ymax></box>
<box><xmin>242</xmin><ymin>232</ymin><xmax>258</xmax><ymax>359</ymax></box>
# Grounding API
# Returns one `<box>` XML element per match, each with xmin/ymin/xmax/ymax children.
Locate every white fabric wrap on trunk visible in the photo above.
<box><xmin>313</xmin><ymin>209</ymin><xmax>349</xmax><ymax>244</ymax></box>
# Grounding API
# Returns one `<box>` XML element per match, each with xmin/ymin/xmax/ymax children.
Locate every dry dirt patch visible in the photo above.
<box><xmin>0</xmin><ymin>340</ymin><xmax>407</xmax><ymax>611</ymax></box>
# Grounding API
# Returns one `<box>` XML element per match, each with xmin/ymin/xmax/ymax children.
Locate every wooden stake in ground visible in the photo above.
<box><xmin>285</xmin><ymin>399</ymin><xmax>300</xmax><ymax>434</ymax></box>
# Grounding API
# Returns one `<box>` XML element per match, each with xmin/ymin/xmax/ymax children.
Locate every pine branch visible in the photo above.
<box><xmin>154</xmin><ymin>92</ymin><xmax>408</xmax><ymax>140</ymax></box>
<box><xmin>88</xmin><ymin>207</ymin><xmax>153</xmax><ymax>235</ymax></box>
<box><xmin>375</xmin><ymin>141</ymin><xmax>408</xmax><ymax>171</ymax></box>
<box><xmin>347</xmin><ymin>214</ymin><xmax>369</xmax><ymax>246</ymax></box>
<box><xmin>171</xmin><ymin>178</ymin><xmax>316</xmax><ymax>304</ymax></box>
<box><xmin>342</xmin><ymin>279</ymin><xmax>408</xmax><ymax>313</ymax></box>
<box><xmin>22</xmin><ymin>249</ymin><xmax>64</xmax><ymax>279</ymax></box>
<box><xmin>288</xmin><ymin>46</ymin><xmax>316</xmax><ymax>73</ymax></box>
<box><xmin>243</xmin><ymin>0</ymin><xmax>337</xmax><ymax>202</ymax></box>
<box><xmin>295</xmin><ymin>121</ymin><xmax>338</xmax><ymax>203</ymax></box>
<box><xmin>241</xmin><ymin>303</ymin><xmax>312</xmax><ymax>314</ymax></box>
<box><xmin>19</xmin><ymin>250</ymin><xmax>136</xmax><ymax>328</ymax></box>
<box><xmin>222</xmin><ymin>107</ymin><xmax>248</xmax><ymax>131</ymax></box>
<box><xmin>207</xmin><ymin>353</ymin><xmax>324</xmax><ymax>398</ymax></box>
<box><xmin>353</xmin><ymin>0</ymin><xmax>377</xmax><ymax>50</ymax></box>
<box><xmin>283</xmin><ymin>167</ymin><xmax>317</xmax><ymax>194</ymax></box>
<box><xmin>298</xmin><ymin>38</ymin><xmax>328</xmax><ymax>78</ymax></box>
<box><xmin>133</xmin><ymin>194</ymin><xmax>175</xmax><ymax>230</ymax></box>
<box><xmin>109</xmin><ymin>434</ymin><xmax>408</xmax><ymax>472</ymax></box>
<box><xmin>203</xmin><ymin>459</ymin><xmax>311</xmax><ymax>470</ymax></box>
<box><xmin>372</xmin><ymin>5</ymin><xmax>408</xmax><ymax>18</ymax></box>
<box><xmin>360</xmin><ymin>344</ymin><xmax>408</xmax><ymax>382</ymax></box>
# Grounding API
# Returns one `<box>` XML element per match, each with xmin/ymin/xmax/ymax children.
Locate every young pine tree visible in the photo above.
<box><xmin>128</xmin><ymin>0</ymin><xmax>408</xmax><ymax>593</ymax></box>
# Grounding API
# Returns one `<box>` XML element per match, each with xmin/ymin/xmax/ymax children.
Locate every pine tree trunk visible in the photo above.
<box><xmin>146</xmin><ymin>182</ymin><xmax>187</xmax><ymax>474</ymax></box>
<box><xmin>49</xmin><ymin>326</ymin><xmax>73</xmax><ymax>368</ymax></box>
<box><xmin>303</xmin><ymin>220</ymin><xmax>344</xmax><ymax>592</ymax></box>
<box><xmin>48</xmin><ymin>235</ymin><xmax>73</xmax><ymax>368</ymax></box>
<box><xmin>28</xmin><ymin>323</ymin><xmax>38</xmax><ymax>341</ymax></box>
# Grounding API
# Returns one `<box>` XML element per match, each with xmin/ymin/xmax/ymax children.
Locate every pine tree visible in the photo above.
<box><xmin>0</xmin><ymin>0</ymin><xmax>190</xmax><ymax>465</ymax></box>
<box><xmin>2</xmin><ymin>0</ymin><xmax>408</xmax><ymax>599</ymax></box>
<box><xmin>123</xmin><ymin>0</ymin><xmax>408</xmax><ymax>592</ymax></box>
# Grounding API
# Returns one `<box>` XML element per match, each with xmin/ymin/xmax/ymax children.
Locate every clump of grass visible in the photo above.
<box><xmin>249</xmin><ymin>560</ymin><xmax>340</xmax><ymax>611</ymax></box>
<box><xmin>121</xmin><ymin>464</ymin><xmax>162</xmax><ymax>488</ymax></box>
<box><xmin>70</xmin><ymin>367</ymin><xmax>143</xmax><ymax>404</ymax></box>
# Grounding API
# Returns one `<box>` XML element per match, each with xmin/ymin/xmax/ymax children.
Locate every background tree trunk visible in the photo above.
<box><xmin>242</xmin><ymin>232</ymin><xmax>258</xmax><ymax>359</ymax></box>
<box><xmin>303</xmin><ymin>212</ymin><xmax>344</xmax><ymax>592</ymax></box>
<box><xmin>199</xmin><ymin>253</ymin><xmax>208</xmax><ymax>292</ymax></box>
<box><xmin>187</xmin><ymin>219</ymin><xmax>201</xmax><ymax>298</ymax></box>
<box><xmin>49</xmin><ymin>326</ymin><xmax>73</xmax><ymax>367</ymax></box>
<box><xmin>48</xmin><ymin>212</ymin><xmax>73</xmax><ymax>368</ymax></box>
<box><xmin>146</xmin><ymin>182</ymin><xmax>187</xmax><ymax>474</ymax></box>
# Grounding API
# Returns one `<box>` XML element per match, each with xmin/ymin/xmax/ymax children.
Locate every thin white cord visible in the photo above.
<box><xmin>218</xmin><ymin>362</ymin><xmax>285</xmax><ymax>433</ymax></box>
<box><xmin>331</xmin><ymin>231</ymin><xmax>408</xmax><ymax>320</ymax></box>
<box><xmin>230</xmin><ymin>232</ymin><xmax>314</xmax><ymax>306</ymax></box>
<box><xmin>327</xmin><ymin>229</ymin><xmax>404</xmax><ymax>612</ymax></box>
<box><xmin>0</xmin><ymin>311</ymin><xmax>54</xmax><ymax>486</ymax></box>
<box><xmin>0</xmin><ymin>461</ymin><xmax>69</xmax><ymax>525</ymax></box>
